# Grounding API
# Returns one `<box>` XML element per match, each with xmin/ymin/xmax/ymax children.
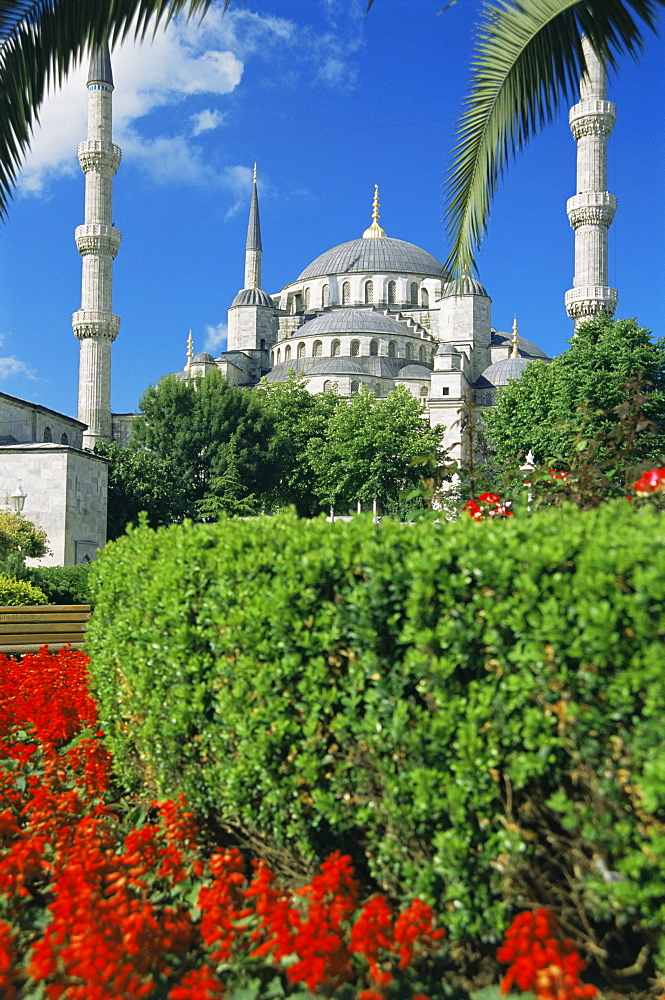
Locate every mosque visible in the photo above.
<box><xmin>0</xmin><ymin>40</ymin><xmax>618</xmax><ymax>562</ymax></box>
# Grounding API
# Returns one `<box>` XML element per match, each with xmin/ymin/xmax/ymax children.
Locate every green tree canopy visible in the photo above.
<box><xmin>484</xmin><ymin>316</ymin><xmax>665</xmax><ymax>464</ymax></box>
<box><xmin>131</xmin><ymin>369</ymin><xmax>280</xmax><ymax>505</ymax></box>
<box><xmin>94</xmin><ymin>439</ymin><xmax>190</xmax><ymax>539</ymax></box>
<box><xmin>0</xmin><ymin>507</ymin><xmax>49</xmax><ymax>577</ymax></box>
<box><xmin>307</xmin><ymin>385</ymin><xmax>446</xmax><ymax>514</ymax></box>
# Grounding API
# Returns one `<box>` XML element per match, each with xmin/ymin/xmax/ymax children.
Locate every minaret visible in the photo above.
<box><xmin>72</xmin><ymin>44</ymin><xmax>122</xmax><ymax>449</ymax></box>
<box><xmin>244</xmin><ymin>163</ymin><xmax>262</xmax><ymax>290</ymax></box>
<box><xmin>564</xmin><ymin>38</ymin><xmax>617</xmax><ymax>327</ymax></box>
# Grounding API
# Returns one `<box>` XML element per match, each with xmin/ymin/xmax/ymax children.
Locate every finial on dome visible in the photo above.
<box><xmin>186</xmin><ymin>329</ymin><xmax>193</xmax><ymax>369</ymax></box>
<box><xmin>253</xmin><ymin>162</ymin><xmax>257</xmax><ymax>184</ymax></box>
<box><xmin>510</xmin><ymin>317</ymin><xmax>519</xmax><ymax>359</ymax></box>
<box><xmin>362</xmin><ymin>184</ymin><xmax>387</xmax><ymax>239</ymax></box>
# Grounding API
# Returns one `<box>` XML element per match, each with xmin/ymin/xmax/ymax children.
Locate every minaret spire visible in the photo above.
<box><xmin>564</xmin><ymin>38</ymin><xmax>617</xmax><ymax>327</ymax></box>
<box><xmin>362</xmin><ymin>184</ymin><xmax>387</xmax><ymax>238</ymax></box>
<box><xmin>244</xmin><ymin>163</ymin><xmax>262</xmax><ymax>289</ymax></box>
<box><xmin>72</xmin><ymin>42</ymin><xmax>122</xmax><ymax>448</ymax></box>
<box><xmin>510</xmin><ymin>317</ymin><xmax>519</xmax><ymax>359</ymax></box>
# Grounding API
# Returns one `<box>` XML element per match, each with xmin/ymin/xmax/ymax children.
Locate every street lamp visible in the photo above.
<box><xmin>10</xmin><ymin>482</ymin><xmax>26</xmax><ymax>514</ymax></box>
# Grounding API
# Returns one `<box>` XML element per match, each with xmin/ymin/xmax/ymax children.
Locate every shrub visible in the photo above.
<box><xmin>0</xmin><ymin>576</ymin><xmax>47</xmax><ymax>606</ymax></box>
<box><xmin>27</xmin><ymin>564</ymin><xmax>93</xmax><ymax>606</ymax></box>
<box><xmin>87</xmin><ymin>506</ymin><xmax>665</xmax><ymax>975</ymax></box>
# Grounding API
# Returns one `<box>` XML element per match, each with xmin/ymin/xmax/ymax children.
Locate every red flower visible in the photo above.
<box><xmin>634</xmin><ymin>467</ymin><xmax>665</xmax><ymax>496</ymax></box>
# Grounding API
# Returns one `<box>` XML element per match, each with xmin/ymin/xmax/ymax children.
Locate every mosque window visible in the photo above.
<box><xmin>322</xmin><ymin>284</ymin><xmax>329</xmax><ymax>307</ymax></box>
<box><xmin>388</xmin><ymin>341</ymin><xmax>396</xmax><ymax>358</ymax></box>
<box><xmin>260</xmin><ymin>339</ymin><xmax>266</xmax><ymax>351</ymax></box>
<box><xmin>285</xmin><ymin>344</ymin><xmax>292</xmax><ymax>361</ymax></box>
<box><xmin>405</xmin><ymin>343</ymin><xmax>412</xmax><ymax>360</ymax></box>
<box><xmin>369</xmin><ymin>340</ymin><xmax>379</xmax><ymax>356</ymax></box>
<box><xmin>365</xmin><ymin>280</ymin><xmax>374</xmax><ymax>304</ymax></box>
<box><xmin>421</xmin><ymin>288</ymin><xmax>429</xmax><ymax>308</ymax></box>
<box><xmin>420</xmin><ymin>386</ymin><xmax>428</xmax><ymax>397</ymax></box>
<box><xmin>410</xmin><ymin>282</ymin><xmax>418</xmax><ymax>305</ymax></box>
<box><xmin>61</xmin><ymin>433</ymin><xmax>69</xmax><ymax>445</ymax></box>
<box><xmin>298</xmin><ymin>342</ymin><xmax>306</xmax><ymax>359</ymax></box>
<box><xmin>323</xmin><ymin>380</ymin><xmax>333</xmax><ymax>393</ymax></box>
<box><xmin>374</xmin><ymin>383</ymin><xmax>381</xmax><ymax>396</ymax></box>
<box><xmin>43</xmin><ymin>426</ymin><xmax>52</xmax><ymax>442</ymax></box>
<box><xmin>350</xmin><ymin>380</ymin><xmax>359</xmax><ymax>394</ymax></box>
<box><xmin>331</xmin><ymin>339</ymin><xmax>341</xmax><ymax>357</ymax></box>
<box><xmin>342</xmin><ymin>281</ymin><xmax>351</xmax><ymax>305</ymax></box>
<box><xmin>276</xmin><ymin>347</ymin><xmax>281</xmax><ymax>364</ymax></box>
<box><xmin>419</xmin><ymin>345</ymin><xmax>425</xmax><ymax>361</ymax></box>
<box><xmin>313</xmin><ymin>340</ymin><xmax>323</xmax><ymax>357</ymax></box>
<box><xmin>304</xmin><ymin>287</ymin><xmax>311</xmax><ymax>309</ymax></box>
<box><xmin>388</xmin><ymin>280</ymin><xmax>396</xmax><ymax>304</ymax></box>
<box><xmin>441</xmin><ymin>387</ymin><xmax>450</xmax><ymax>396</ymax></box>
<box><xmin>351</xmin><ymin>340</ymin><xmax>360</xmax><ymax>357</ymax></box>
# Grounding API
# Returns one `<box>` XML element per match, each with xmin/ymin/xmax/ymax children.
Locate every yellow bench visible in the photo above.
<box><xmin>0</xmin><ymin>605</ymin><xmax>91</xmax><ymax>654</ymax></box>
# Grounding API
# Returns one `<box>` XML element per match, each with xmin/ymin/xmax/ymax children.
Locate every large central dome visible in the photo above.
<box><xmin>297</xmin><ymin>237</ymin><xmax>445</xmax><ymax>281</ymax></box>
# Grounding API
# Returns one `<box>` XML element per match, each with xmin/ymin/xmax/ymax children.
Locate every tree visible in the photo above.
<box><xmin>306</xmin><ymin>385</ymin><xmax>446</xmax><ymax>514</ymax></box>
<box><xmin>0</xmin><ymin>507</ymin><xmax>49</xmax><ymax>577</ymax></box>
<box><xmin>131</xmin><ymin>369</ymin><xmax>280</xmax><ymax>505</ymax></box>
<box><xmin>94</xmin><ymin>440</ymin><xmax>190</xmax><ymax>539</ymax></box>
<box><xmin>483</xmin><ymin>316</ymin><xmax>665</xmax><ymax>464</ymax></box>
<box><xmin>443</xmin><ymin>0</ymin><xmax>663</xmax><ymax>277</ymax></box>
<box><xmin>196</xmin><ymin>445</ymin><xmax>259</xmax><ymax>519</ymax></box>
<box><xmin>258</xmin><ymin>374</ymin><xmax>342</xmax><ymax>516</ymax></box>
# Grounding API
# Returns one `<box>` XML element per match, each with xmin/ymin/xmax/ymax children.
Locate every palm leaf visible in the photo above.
<box><xmin>443</xmin><ymin>0</ymin><xmax>663</xmax><ymax>279</ymax></box>
<box><xmin>0</xmin><ymin>0</ymin><xmax>233</xmax><ymax>221</ymax></box>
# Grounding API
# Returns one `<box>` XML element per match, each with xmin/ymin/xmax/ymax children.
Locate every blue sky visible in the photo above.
<box><xmin>0</xmin><ymin>0</ymin><xmax>663</xmax><ymax>418</ymax></box>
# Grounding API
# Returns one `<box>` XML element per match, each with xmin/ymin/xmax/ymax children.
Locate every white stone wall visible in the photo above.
<box><xmin>0</xmin><ymin>394</ymin><xmax>84</xmax><ymax>448</ymax></box>
<box><xmin>227</xmin><ymin>306</ymin><xmax>277</xmax><ymax>352</ymax></box>
<box><xmin>0</xmin><ymin>445</ymin><xmax>108</xmax><ymax>565</ymax></box>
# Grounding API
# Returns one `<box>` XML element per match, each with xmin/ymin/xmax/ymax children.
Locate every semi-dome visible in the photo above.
<box><xmin>192</xmin><ymin>352</ymin><xmax>215</xmax><ymax>363</ymax></box>
<box><xmin>308</xmin><ymin>358</ymin><xmax>367</xmax><ymax>376</ymax></box>
<box><xmin>294</xmin><ymin>308</ymin><xmax>417</xmax><ymax>339</ymax></box>
<box><xmin>297</xmin><ymin>237</ymin><xmax>445</xmax><ymax>281</ymax></box>
<box><xmin>396</xmin><ymin>363</ymin><xmax>432</xmax><ymax>378</ymax></box>
<box><xmin>231</xmin><ymin>287</ymin><xmax>274</xmax><ymax>308</ymax></box>
<box><xmin>479</xmin><ymin>356</ymin><xmax>535</xmax><ymax>388</ymax></box>
<box><xmin>441</xmin><ymin>275</ymin><xmax>489</xmax><ymax>298</ymax></box>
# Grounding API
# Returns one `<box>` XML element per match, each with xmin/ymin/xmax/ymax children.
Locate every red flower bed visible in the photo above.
<box><xmin>0</xmin><ymin>648</ymin><xmax>598</xmax><ymax>1000</ymax></box>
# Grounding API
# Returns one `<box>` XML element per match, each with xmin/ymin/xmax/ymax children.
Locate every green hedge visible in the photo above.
<box><xmin>27</xmin><ymin>564</ymin><xmax>93</xmax><ymax>605</ymax></box>
<box><xmin>88</xmin><ymin>506</ymin><xmax>665</xmax><ymax>971</ymax></box>
<box><xmin>0</xmin><ymin>575</ymin><xmax>47</xmax><ymax>605</ymax></box>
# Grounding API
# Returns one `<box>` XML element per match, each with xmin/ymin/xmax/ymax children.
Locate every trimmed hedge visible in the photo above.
<box><xmin>88</xmin><ymin>506</ymin><xmax>665</xmax><ymax>971</ymax></box>
<box><xmin>27</xmin><ymin>564</ymin><xmax>93</xmax><ymax>606</ymax></box>
<box><xmin>0</xmin><ymin>575</ymin><xmax>47</xmax><ymax>606</ymax></box>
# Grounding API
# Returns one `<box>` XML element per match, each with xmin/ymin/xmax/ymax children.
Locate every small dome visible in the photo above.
<box><xmin>294</xmin><ymin>308</ymin><xmax>412</xmax><ymax>338</ymax></box>
<box><xmin>297</xmin><ymin>237</ymin><xmax>445</xmax><ymax>281</ymax></box>
<box><xmin>231</xmin><ymin>287</ymin><xmax>274</xmax><ymax>308</ymax></box>
<box><xmin>479</xmin><ymin>357</ymin><xmax>534</xmax><ymax>388</ymax></box>
<box><xmin>308</xmin><ymin>358</ymin><xmax>367</xmax><ymax>376</ymax></box>
<box><xmin>396</xmin><ymin>363</ymin><xmax>432</xmax><ymax>379</ymax></box>
<box><xmin>436</xmin><ymin>343</ymin><xmax>462</xmax><ymax>356</ymax></box>
<box><xmin>491</xmin><ymin>330</ymin><xmax>550</xmax><ymax>359</ymax></box>
<box><xmin>192</xmin><ymin>352</ymin><xmax>215</xmax><ymax>363</ymax></box>
<box><xmin>441</xmin><ymin>275</ymin><xmax>489</xmax><ymax>298</ymax></box>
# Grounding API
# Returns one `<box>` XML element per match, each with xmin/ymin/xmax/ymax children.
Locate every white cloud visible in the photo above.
<box><xmin>0</xmin><ymin>356</ymin><xmax>36</xmax><ymax>379</ymax></box>
<box><xmin>191</xmin><ymin>108</ymin><xmax>225</xmax><ymax>135</ymax></box>
<box><xmin>203</xmin><ymin>323</ymin><xmax>228</xmax><ymax>353</ymax></box>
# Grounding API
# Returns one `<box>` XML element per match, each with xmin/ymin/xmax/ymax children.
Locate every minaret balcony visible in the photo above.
<box><xmin>72</xmin><ymin>310</ymin><xmax>121</xmax><ymax>341</ymax></box>
<box><xmin>569</xmin><ymin>99</ymin><xmax>616</xmax><ymax>139</ymax></box>
<box><xmin>75</xmin><ymin>223</ymin><xmax>122</xmax><ymax>258</ymax></box>
<box><xmin>566</xmin><ymin>191</ymin><xmax>616</xmax><ymax>229</ymax></box>
<box><xmin>77</xmin><ymin>139</ymin><xmax>121</xmax><ymax>174</ymax></box>
<box><xmin>564</xmin><ymin>285</ymin><xmax>618</xmax><ymax>319</ymax></box>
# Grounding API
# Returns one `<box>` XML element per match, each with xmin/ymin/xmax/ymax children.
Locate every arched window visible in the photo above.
<box><xmin>276</xmin><ymin>347</ymin><xmax>281</xmax><ymax>364</ymax></box>
<box><xmin>304</xmin><ymin>286</ymin><xmax>310</xmax><ymax>309</ymax></box>
<box><xmin>43</xmin><ymin>426</ymin><xmax>52</xmax><ymax>442</ymax></box>
<box><xmin>405</xmin><ymin>343</ymin><xmax>412</xmax><ymax>360</ymax></box>
<box><xmin>61</xmin><ymin>433</ymin><xmax>69</xmax><ymax>445</ymax></box>
<box><xmin>285</xmin><ymin>344</ymin><xmax>292</xmax><ymax>361</ymax></box>
<box><xmin>351</xmin><ymin>340</ymin><xmax>360</xmax><ymax>357</ymax></box>
<box><xmin>323</xmin><ymin>380</ymin><xmax>333</xmax><ymax>393</ymax></box>
<box><xmin>420</xmin><ymin>386</ymin><xmax>429</xmax><ymax>397</ymax></box>
<box><xmin>410</xmin><ymin>282</ymin><xmax>418</xmax><ymax>305</ymax></box>
<box><xmin>298</xmin><ymin>342</ymin><xmax>306</xmax><ymax>359</ymax></box>
<box><xmin>374</xmin><ymin>383</ymin><xmax>381</xmax><ymax>397</ymax></box>
<box><xmin>388</xmin><ymin>341</ymin><xmax>396</xmax><ymax>358</ymax></box>
<box><xmin>364</xmin><ymin>280</ymin><xmax>374</xmax><ymax>304</ymax></box>
<box><xmin>388</xmin><ymin>280</ymin><xmax>397</xmax><ymax>304</ymax></box>
<box><xmin>322</xmin><ymin>284</ymin><xmax>329</xmax><ymax>307</ymax></box>
<box><xmin>421</xmin><ymin>288</ymin><xmax>429</xmax><ymax>308</ymax></box>
<box><xmin>369</xmin><ymin>339</ymin><xmax>379</xmax><ymax>356</ymax></box>
<box><xmin>331</xmin><ymin>339</ymin><xmax>341</xmax><ymax>357</ymax></box>
<box><xmin>313</xmin><ymin>340</ymin><xmax>322</xmax><ymax>357</ymax></box>
<box><xmin>350</xmin><ymin>380</ymin><xmax>359</xmax><ymax>394</ymax></box>
<box><xmin>419</xmin><ymin>345</ymin><xmax>425</xmax><ymax>362</ymax></box>
<box><xmin>342</xmin><ymin>281</ymin><xmax>351</xmax><ymax>305</ymax></box>
<box><xmin>260</xmin><ymin>339</ymin><xmax>266</xmax><ymax>351</ymax></box>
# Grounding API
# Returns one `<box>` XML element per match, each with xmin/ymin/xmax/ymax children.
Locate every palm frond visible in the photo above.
<box><xmin>0</xmin><ymin>0</ymin><xmax>231</xmax><ymax>222</ymax></box>
<box><xmin>443</xmin><ymin>0</ymin><xmax>663</xmax><ymax>278</ymax></box>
